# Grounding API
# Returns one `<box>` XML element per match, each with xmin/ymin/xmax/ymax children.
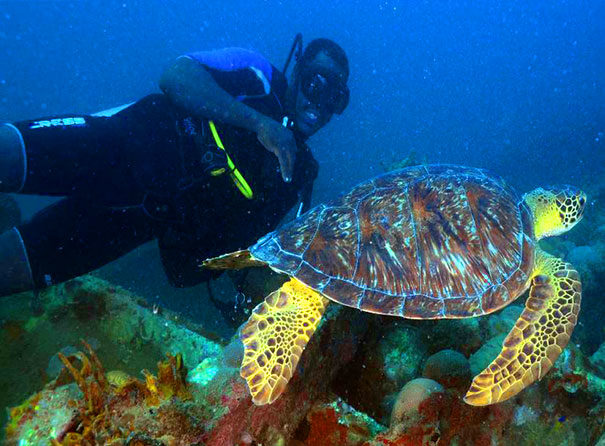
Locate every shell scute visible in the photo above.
<box><xmin>273</xmin><ymin>205</ymin><xmax>326</xmax><ymax>254</ymax></box>
<box><xmin>481</xmin><ymin>285</ymin><xmax>511</xmax><ymax>311</ymax></box>
<box><xmin>301</xmin><ymin>207</ymin><xmax>358</xmax><ymax>281</ymax></box>
<box><xmin>293</xmin><ymin>262</ymin><xmax>332</xmax><ymax>293</ymax></box>
<box><xmin>353</xmin><ymin>187</ymin><xmax>420</xmax><ymax>295</ymax></box>
<box><xmin>401</xmin><ymin>294</ymin><xmax>445</xmax><ymax>319</ymax></box>
<box><xmin>464</xmin><ymin>178</ymin><xmax>522</xmax><ymax>285</ymax></box>
<box><xmin>443</xmin><ymin>296</ymin><xmax>484</xmax><ymax>318</ymax></box>
<box><xmin>410</xmin><ymin>174</ymin><xmax>492</xmax><ymax>297</ymax></box>
<box><xmin>321</xmin><ymin>278</ymin><xmax>365</xmax><ymax>309</ymax></box>
<box><xmin>372</xmin><ymin>166</ymin><xmax>427</xmax><ymax>189</ymax></box>
<box><xmin>359</xmin><ymin>290</ymin><xmax>405</xmax><ymax>316</ymax></box>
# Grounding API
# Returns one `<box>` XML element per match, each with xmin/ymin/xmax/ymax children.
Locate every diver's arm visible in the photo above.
<box><xmin>160</xmin><ymin>56</ymin><xmax>295</xmax><ymax>182</ymax></box>
<box><xmin>160</xmin><ymin>56</ymin><xmax>270</xmax><ymax>133</ymax></box>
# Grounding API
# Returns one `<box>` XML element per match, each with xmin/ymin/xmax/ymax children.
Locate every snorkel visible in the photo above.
<box><xmin>282</xmin><ymin>33</ymin><xmax>304</xmax><ymax>136</ymax></box>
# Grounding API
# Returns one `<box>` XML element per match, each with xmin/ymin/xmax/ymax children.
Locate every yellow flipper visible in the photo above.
<box><xmin>239</xmin><ymin>278</ymin><xmax>329</xmax><ymax>405</ymax></box>
<box><xmin>465</xmin><ymin>250</ymin><xmax>581</xmax><ymax>405</ymax></box>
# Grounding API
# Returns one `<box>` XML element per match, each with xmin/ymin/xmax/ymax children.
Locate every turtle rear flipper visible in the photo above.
<box><xmin>465</xmin><ymin>250</ymin><xmax>581</xmax><ymax>405</ymax></box>
<box><xmin>202</xmin><ymin>249</ymin><xmax>265</xmax><ymax>270</ymax></box>
<box><xmin>239</xmin><ymin>278</ymin><xmax>329</xmax><ymax>405</ymax></box>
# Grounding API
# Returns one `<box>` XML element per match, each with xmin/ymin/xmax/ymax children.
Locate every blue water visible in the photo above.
<box><xmin>0</xmin><ymin>0</ymin><xmax>602</xmax><ymax>328</ymax></box>
<box><xmin>0</xmin><ymin>0</ymin><xmax>603</xmax><ymax>339</ymax></box>
<box><xmin>1</xmin><ymin>0</ymin><xmax>601</xmax><ymax>325</ymax></box>
<box><xmin>2</xmin><ymin>1</ymin><xmax>602</xmax><ymax>194</ymax></box>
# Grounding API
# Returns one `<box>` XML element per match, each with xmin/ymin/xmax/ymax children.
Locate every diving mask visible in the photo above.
<box><xmin>299</xmin><ymin>67</ymin><xmax>349</xmax><ymax>114</ymax></box>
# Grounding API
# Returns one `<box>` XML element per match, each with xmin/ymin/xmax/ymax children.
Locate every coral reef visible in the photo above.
<box><xmin>6</xmin><ymin>340</ymin><xmax>198</xmax><ymax>445</ymax></box>
<box><xmin>5</xmin><ymin>299</ymin><xmax>371</xmax><ymax>445</ymax></box>
<box><xmin>4</xmin><ymin>261</ymin><xmax>605</xmax><ymax>445</ymax></box>
<box><xmin>0</xmin><ymin>275</ymin><xmax>223</xmax><ymax>444</ymax></box>
<box><xmin>196</xmin><ymin>304</ymin><xmax>369</xmax><ymax>446</ymax></box>
<box><xmin>293</xmin><ymin>399</ymin><xmax>384</xmax><ymax>446</ymax></box>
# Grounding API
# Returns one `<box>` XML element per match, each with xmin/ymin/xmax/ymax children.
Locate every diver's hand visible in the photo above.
<box><xmin>256</xmin><ymin>117</ymin><xmax>296</xmax><ymax>183</ymax></box>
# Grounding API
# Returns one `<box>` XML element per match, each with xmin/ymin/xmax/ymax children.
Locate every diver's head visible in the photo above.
<box><xmin>288</xmin><ymin>38</ymin><xmax>349</xmax><ymax>138</ymax></box>
<box><xmin>524</xmin><ymin>185</ymin><xmax>587</xmax><ymax>240</ymax></box>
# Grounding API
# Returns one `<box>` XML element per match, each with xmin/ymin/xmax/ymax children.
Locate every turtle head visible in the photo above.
<box><xmin>524</xmin><ymin>186</ymin><xmax>587</xmax><ymax>240</ymax></box>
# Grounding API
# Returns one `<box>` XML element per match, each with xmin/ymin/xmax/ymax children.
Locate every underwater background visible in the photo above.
<box><xmin>0</xmin><ymin>0</ymin><xmax>604</xmax><ymax>444</ymax></box>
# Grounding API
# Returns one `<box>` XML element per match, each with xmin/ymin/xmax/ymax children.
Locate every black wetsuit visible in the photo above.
<box><xmin>12</xmin><ymin>48</ymin><xmax>318</xmax><ymax>289</ymax></box>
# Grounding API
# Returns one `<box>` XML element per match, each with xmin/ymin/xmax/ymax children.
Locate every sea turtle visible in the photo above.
<box><xmin>203</xmin><ymin>164</ymin><xmax>585</xmax><ymax>406</ymax></box>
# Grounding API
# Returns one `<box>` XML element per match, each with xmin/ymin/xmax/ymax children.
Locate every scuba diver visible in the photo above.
<box><xmin>0</xmin><ymin>36</ymin><xmax>350</xmax><ymax>300</ymax></box>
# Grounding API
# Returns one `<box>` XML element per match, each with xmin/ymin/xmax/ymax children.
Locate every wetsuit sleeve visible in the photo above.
<box><xmin>184</xmin><ymin>48</ymin><xmax>278</xmax><ymax>101</ymax></box>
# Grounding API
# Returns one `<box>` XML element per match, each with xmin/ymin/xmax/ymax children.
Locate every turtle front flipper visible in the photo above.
<box><xmin>465</xmin><ymin>249</ymin><xmax>581</xmax><ymax>406</ymax></box>
<box><xmin>239</xmin><ymin>278</ymin><xmax>329</xmax><ymax>405</ymax></box>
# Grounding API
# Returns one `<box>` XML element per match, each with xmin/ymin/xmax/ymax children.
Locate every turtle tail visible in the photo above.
<box><xmin>201</xmin><ymin>249</ymin><xmax>265</xmax><ymax>270</ymax></box>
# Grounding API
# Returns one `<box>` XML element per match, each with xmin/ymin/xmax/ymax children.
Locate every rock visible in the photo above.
<box><xmin>469</xmin><ymin>333</ymin><xmax>506</xmax><ymax>376</ymax></box>
<box><xmin>428</xmin><ymin>318</ymin><xmax>482</xmax><ymax>356</ymax></box>
<box><xmin>486</xmin><ymin>305</ymin><xmax>523</xmax><ymax>338</ymax></box>
<box><xmin>511</xmin><ymin>404</ymin><xmax>539</xmax><ymax>426</ymax></box>
<box><xmin>390</xmin><ymin>378</ymin><xmax>444</xmax><ymax>427</ymax></box>
<box><xmin>221</xmin><ymin>335</ymin><xmax>245</xmax><ymax>368</ymax></box>
<box><xmin>589</xmin><ymin>342</ymin><xmax>605</xmax><ymax>377</ymax></box>
<box><xmin>422</xmin><ymin>349</ymin><xmax>471</xmax><ymax>391</ymax></box>
<box><xmin>593</xmin><ymin>224</ymin><xmax>605</xmax><ymax>240</ymax></box>
<box><xmin>296</xmin><ymin>399</ymin><xmax>385</xmax><ymax>446</ymax></box>
<box><xmin>380</xmin><ymin>324</ymin><xmax>428</xmax><ymax>387</ymax></box>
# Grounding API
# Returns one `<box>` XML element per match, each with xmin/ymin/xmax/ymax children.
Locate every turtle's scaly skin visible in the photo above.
<box><xmin>251</xmin><ymin>165</ymin><xmax>534</xmax><ymax>319</ymax></box>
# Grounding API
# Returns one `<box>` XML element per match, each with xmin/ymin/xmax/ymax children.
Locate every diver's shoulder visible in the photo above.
<box><xmin>183</xmin><ymin>47</ymin><xmax>275</xmax><ymax>74</ymax></box>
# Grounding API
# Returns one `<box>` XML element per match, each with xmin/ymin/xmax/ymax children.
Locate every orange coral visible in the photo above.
<box><xmin>57</xmin><ymin>340</ymin><xmax>109</xmax><ymax>417</ymax></box>
<box><xmin>157</xmin><ymin>352</ymin><xmax>191</xmax><ymax>401</ymax></box>
<box><xmin>50</xmin><ymin>340</ymin><xmax>191</xmax><ymax>444</ymax></box>
<box><xmin>117</xmin><ymin>352</ymin><xmax>192</xmax><ymax>406</ymax></box>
